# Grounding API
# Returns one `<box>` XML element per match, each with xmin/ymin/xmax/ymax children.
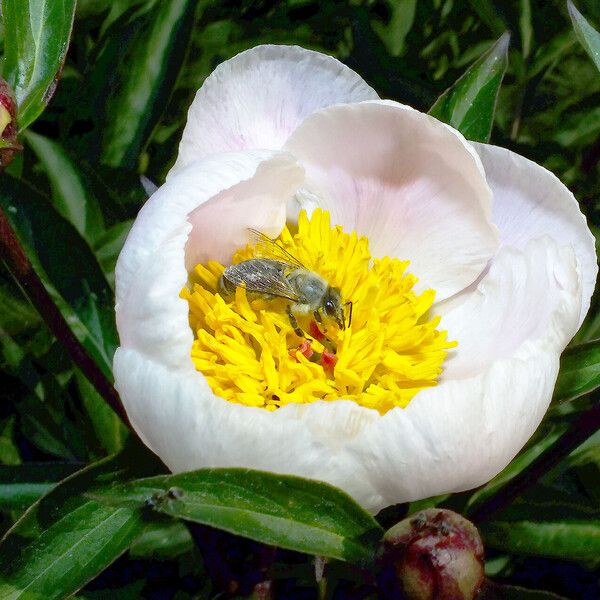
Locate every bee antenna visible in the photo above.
<box><xmin>345</xmin><ymin>301</ymin><xmax>353</xmax><ymax>328</ymax></box>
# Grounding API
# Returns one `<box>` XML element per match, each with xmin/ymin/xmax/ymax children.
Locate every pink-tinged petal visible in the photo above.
<box><xmin>169</xmin><ymin>45</ymin><xmax>378</xmax><ymax>176</ymax></box>
<box><xmin>283</xmin><ymin>100</ymin><xmax>498</xmax><ymax>300</ymax></box>
<box><xmin>473</xmin><ymin>142</ymin><xmax>597</xmax><ymax>327</ymax></box>
<box><xmin>115</xmin><ymin>151</ymin><xmax>303</xmax><ymax>367</ymax></box>
<box><xmin>436</xmin><ymin>237</ymin><xmax>581</xmax><ymax>379</ymax></box>
<box><xmin>186</xmin><ymin>155</ymin><xmax>304</xmax><ymax>268</ymax></box>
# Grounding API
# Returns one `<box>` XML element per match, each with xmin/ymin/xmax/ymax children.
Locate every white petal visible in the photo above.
<box><xmin>114</xmin><ymin>234</ymin><xmax>575</xmax><ymax>513</ymax></box>
<box><xmin>344</xmin><ymin>343</ymin><xmax>559</xmax><ymax>512</ymax></box>
<box><xmin>114</xmin><ymin>335</ymin><xmax>562</xmax><ymax>514</ymax></box>
<box><xmin>169</xmin><ymin>45</ymin><xmax>378</xmax><ymax>176</ymax></box>
<box><xmin>115</xmin><ymin>150</ymin><xmax>303</xmax><ymax>367</ymax></box>
<box><xmin>283</xmin><ymin>101</ymin><xmax>498</xmax><ymax>300</ymax></box>
<box><xmin>437</xmin><ymin>236</ymin><xmax>582</xmax><ymax>379</ymax></box>
<box><xmin>114</xmin><ymin>347</ymin><xmax>378</xmax><ymax>493</ymax></box>
<box><xmin>473</xmin><ymin>142</ymin><xmax>597</xmax><ymax>327</ymax></box>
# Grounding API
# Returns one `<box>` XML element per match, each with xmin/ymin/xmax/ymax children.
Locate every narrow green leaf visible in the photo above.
<box><xmin>429</xmin><ymin>32</ymin><xmax>510</xmax><ymax>142</ymax></box>
<box><xmin>0</xmin><ymin>327</ymin><xmax>90</xmax><ymax>461</ymax></box>
<box><xmin>101</xmin><ymin>0</ymin><xmax>198</xmax><ymax>167</ymax></box>
<box><xmin>93</xmin><ymin>220</ymin><xmax>133</xmax><ymax>289</ymax></box>
<box><xmin>553</xmin><ymin>339</ymin><xmax>600</xmax><ymax>402</ymax></box>
<box><xmin>529</xmin><ymin>30</ymin><xmax>576</xmax><ymax>80</ymax></box>
<box><xmin>75</xmin><ymin>370</ymin><xmax>128</xmax><ymax>455</ymax></box>
<box><xmin>371</xmin><ymin>0</ymin><xmax>417</xmax><ymax>57</ymax></box>
<box><xmin>568</xmin><ymin>0</ymin><xmax>600</xmax><ymax>71</ymax></box>
<box><xmin>18</xmin><ymin>388</ymin><xmax>85</xmax><ymax>460</ymax></box>
<box><xmin>0</xmin><ymin>463</ymin><xmax>81</xmax><ymax>511</ymax></box>
<box><xmin>481</xmin><ymin>519</ymin><xmax>600</xmax><ymax>561</ymax></box>
<box><xmin>519</xmin><ymin>0</ymin><xmax>533</xmax><ymax>59</ymax></box>
<box><xmin>25</xmin><ymin>131</ymin><xmax>106</xmax><ymax>245</ymax></box>
<box><xmin>1</xmin><ymin>0</ymin><xmax>77</xmax><ymax>130</ymax></box>
<box><xmin>0</xmin><ymin>445</ymin><xmax>163</xmax><ymax>599</ymax></box>
<box><xmin>0</xmin><ymin>175</ymin><xmax>118</xmax><ymax>378</ymax></box>
<box><xmin>0</xmin><ymin>416</ymin><xmax>21</xmax><ymax>466</ymax></box>
<box><xmin>0</xmin><ymin>276</ymin><xmax>40</xmax><ymax>336</ymax></box>
<box><xmin>91</xmin><ymin>468</ymin><xmax>383</xmax><ymax>564</ymax></box>
<box><xmin>467</xmin><ymin>0</ymin><xmax>507</xmax><ymax>37</ymax></box>
<box><xmin>489</xmin><ymin>483</ymin><xmax>600</xmax><ymax>522</ymax></box>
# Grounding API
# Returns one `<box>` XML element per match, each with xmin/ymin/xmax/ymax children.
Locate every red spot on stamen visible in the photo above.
<box><xmin>289</xmin><ymin>339</ymin><xmax>314</xmax><ymax>362</ymax></box>
<box><xmin>321</xmin><ymin>351</ymin><xmax>337</xmax><ymax>374</ymax></box>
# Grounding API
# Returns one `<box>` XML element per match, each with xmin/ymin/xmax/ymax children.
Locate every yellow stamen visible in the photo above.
<box><xmin>183</xmin><ymin>209</ymin><xmax>456</xmax><ymax>414</ymax></box>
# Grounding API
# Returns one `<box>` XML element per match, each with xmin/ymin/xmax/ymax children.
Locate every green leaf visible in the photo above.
<box><xmin>568</xmin><ymin>0</ymin><xmax>600</xmax><ymax>71</ymax></box>
<box><xmin>466</xmin><ymin>0</ymin><xmax>507</xmax><ymax>37</ymax></box>
<box><xmin>0</xmin><ymin>175</ymin><xmax>118</xmax><ymax>379</ymax></box>
<box><xmin>17</xmin><ymin>387</ymin><xmax>86</xmax><ymax>460</ymax></box>
<box><xmin>91</xmin><ymin>468</ymin><xmax>383</xmax><ymax>564</ymax></box>
<box><xmin>490</xmin><ymin>483</ymin><xmax>600</xmax><ymax>522</ymax></box>
<box><xmin>93</xmin><ymin>220</ymin><xmax>133</xmax><ymax>289</ymax></box>
<box><xmin>371</xmin><ymin>0</ymin><xmax>417</xmax><ymax>57</ymax></box>
<box><xmin>0</xmin><ymin>416</ymin><xmax>20</xmax><ymax>466</ymax></box>
<box><xmin>481</xmin><ymin>519</ymin><xmax>600</xmax><ymax>561</ymax></box>
<box><xmin>0</xmin><ymin>445</ymin><xmax>163</xmax><ymax>599</ymax></box>
<box><xmin>100</xmin><ymin>0</ymin><xmax>198</xmax><ymax>168</ymax></box>
<box><xmin>0</xmin><ymin>463</ymin><xmax>81</xmax><ymax>511</ymax></box>
<box><xmin>129</xmin><ymin>519</ymin><xmax>193</xmax><ymax>560</ymax></box>
<box><xmin>553</xmin><ymin>339</ymin><xmax>600</xmax><ymax>402</ymax></box>
<box><xmin>1</xmin><ymin>0</ymin><xmax>77</xmax><ymax>130</ymax></box>
<box><xmin>0</xmin><ymin>275</ymin><xmax>40</xmax><ymax>337</ymax></box>
<box><xmin>75</xmin><ymin>370</ymin><xmax>128</xmax><ymax>456</ymax></box>
<box><xmin>24</xmin><ymin>131</ymin><xmax>106</xmax><ymax>245</ymax></box>
<box><xmin>429</xmin><ymin>32</ymin><xmax>510</xmax><ymax>142</ymax></box>
<box><xmin>519</xmin><ymin>0</ymin><xmax>533</xmax><ymax>59</ymax></box>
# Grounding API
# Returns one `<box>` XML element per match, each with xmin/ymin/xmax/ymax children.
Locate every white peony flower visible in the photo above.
<box><xmin>114</xmin><ymin>45</ymin><xmax>597</xmax><ymax>513</ymax></box>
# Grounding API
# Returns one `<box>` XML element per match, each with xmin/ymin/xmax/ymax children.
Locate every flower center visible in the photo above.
<box><xmin>182</xmin><ymin>209</ymin><xmax>456</xmax><ymax>414</ymax></box>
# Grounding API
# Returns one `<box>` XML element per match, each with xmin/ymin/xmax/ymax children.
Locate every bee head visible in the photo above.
<box><xmin>323</xmin><ymin>287</ymin><xmax>345</xmax><ymax>330</ymax></box>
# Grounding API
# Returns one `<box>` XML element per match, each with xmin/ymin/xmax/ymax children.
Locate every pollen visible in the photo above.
<box><xmin>182</xmin><ymin>209</ymin><xmax>456</xmax><ymax>414</ymax></box>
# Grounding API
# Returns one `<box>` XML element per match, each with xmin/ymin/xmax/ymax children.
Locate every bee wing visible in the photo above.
<box><xmin>223</xmin><ymin>259</ymin><xmax>300</xmax><ymax>302</ymax></box>
<box><xmin>248</xmin><ymin>229</ymin><xmax>307</xmax><ymax>268</ymax></box>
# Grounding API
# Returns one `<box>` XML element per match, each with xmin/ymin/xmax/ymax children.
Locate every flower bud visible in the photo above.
<box><xmin>377</xmin><ymin>508</ymin><xmax>485</xmax><ymax>600</ymax></box>
<box><xmin>0</xmin><ymin>78</ymin><xmax>20</xmax><ymax>169</ymax></box>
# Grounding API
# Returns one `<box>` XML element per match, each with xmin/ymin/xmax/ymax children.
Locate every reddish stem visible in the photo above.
<box><xmin>0</xmin><ymin>206</ymin><xmax>130</xmax><ymax>427</ymax></box>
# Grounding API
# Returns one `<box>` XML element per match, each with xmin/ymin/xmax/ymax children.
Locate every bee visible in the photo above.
<box><xmin>219</xmin><ymin>230</ymin><xmax>352</xmax><ymax>339</ymax></box>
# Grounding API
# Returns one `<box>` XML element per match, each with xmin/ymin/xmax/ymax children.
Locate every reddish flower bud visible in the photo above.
<box><xmin>0</xmin><ymin>78</ymin><xmax>21</xmax><ymax>169</ymax></box>
<box><xmin>377</xmin><ymin>509</ymin><xmax>485</xmax><ymax>600</ymax></box>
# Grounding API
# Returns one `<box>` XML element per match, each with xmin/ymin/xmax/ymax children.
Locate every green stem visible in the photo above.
<box><xmin>0</xmin><ymin>206</ymin><xmax>130</xmax><ymax>428</ymax></box>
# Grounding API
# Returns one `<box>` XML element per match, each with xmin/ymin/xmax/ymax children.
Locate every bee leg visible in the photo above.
<box><xmin>286</xmin><ymin>305</ymin><xmax>305</xmax><ymax>338</ymax></box>
<box><xmin>321</xmin><ymin>337</ymin><xmax>336</xmax><ymax>354</ymax></box>
<box><xmin>218</xmin><ymin>275</ymin><xmax>235</xmax><ymax>298</ymax></box>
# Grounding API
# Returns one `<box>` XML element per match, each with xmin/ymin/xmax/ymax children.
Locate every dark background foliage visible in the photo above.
<box><xmin>0</xmin><ymin>1</ymin><xmax>599</xmax><ymax>598</ymax></box>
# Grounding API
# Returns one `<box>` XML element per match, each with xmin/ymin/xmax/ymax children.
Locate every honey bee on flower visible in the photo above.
<box><xmin>219</xmin><ymin>228</ymin><xmax>350</xmax><ymax>337</ymax></box>
<box><xmin>114</xmin><ymin>45</ymin><xmax>596</xmax><ymax>512</ymax></box>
